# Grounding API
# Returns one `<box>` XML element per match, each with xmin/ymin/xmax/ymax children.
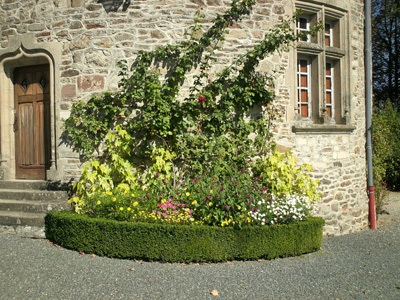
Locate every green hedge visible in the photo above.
<box><xmin>45</xmin><ymin>211</ymin><xmax>324</xmax><ymax>263</ymax></box>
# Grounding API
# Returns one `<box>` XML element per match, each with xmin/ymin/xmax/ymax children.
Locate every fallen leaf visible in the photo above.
<box><xmin>211</xmin><ymin>289</ymin><xmax>219</xmax><ymax>296</ymax></box>
<box><xmin>148</xmin><ymin>279</ymin><xmax>153</xmax><ymax>282</ymax></box>
<box><xmin>396</xmin><ymin>285</ymin><xmax>400</xmax><ymax>289</ymax></box>
<box><xmin>227</xmin><ymin>262</ymin><xmax>231</xmax><ymax>265</ymax></box>
<box><xmin>128</xmin><ymin>268</ymin><xmax>135</xmax><ymax>271</ymax></box>
<box><xmin>90</xmin><ymin>254</ymin><xmax>96</xmax><ymax>257</ymax></box>
<box><xmin>79</xmin><ymin>251</ymin><xmax>85</xmax><ymax>255</ymax></box>
<box><xmin>199</xmin><ymin>262</ymin><xmax>205</xmax><ymax>265</ymax></box>
<box><xmin>242</xmin><ymin>286</ymin><xmax>248</xmax><ymax>289</ymax></box>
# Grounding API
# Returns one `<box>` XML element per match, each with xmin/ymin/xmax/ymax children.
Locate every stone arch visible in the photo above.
<box><xmin>0</xmin><ymin>34</ymin><xmax>62</xmax><ymax>180</ymax></box>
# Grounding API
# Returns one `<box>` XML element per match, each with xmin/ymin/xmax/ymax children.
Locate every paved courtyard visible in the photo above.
<box><xmin>0</xmin><ymin>193</ymin><xmax>399</xmax><ymax>300</ymax></box>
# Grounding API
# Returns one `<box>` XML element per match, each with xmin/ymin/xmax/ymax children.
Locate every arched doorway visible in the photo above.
<box><xmin>14</xmin><ymin>64</ymin><xmax>51</xmax><ymax>179</ymax></box>
<box><xmin>0</xmin><ymin>35</ymin><xmax>62</xmax><ymax>181</ymax></box>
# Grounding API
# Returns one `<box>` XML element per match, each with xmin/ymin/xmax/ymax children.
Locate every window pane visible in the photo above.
<box><xmin>301</xmin><ymin>75</ymin><xmax>308</xmax><ymax>87</ymax></box>
<box><xmin>326</xmin><ymin>78</ymin><xmax>331</xmax><ymax>89</ymax></box>
<box><xmin>299</xmin><ymin>18</ymin><xmax>308</xmax><ymax>29</ymax></box>
<box><xmin>301</xmin><ymin>90</ymin><xmax>308</xmax><ymax>102</ymax></box>
<box><xmin>297</xmin><ymin>58</ymin><xmax>311</xmax><ymax>118</ymax></box>
<box><xmin>326</xmin><ymin>91</ymin><xmax>332</xmax><ymax>104</ymax></box>
<box><xmin>300</xmin><ymin>104</ymin><xmax>309</xmax><ymax>117</ymax></box>
<box><xmin>299</xmin><ymin>60</ymin><xmax>308</xmax><ymax>72</ymax></box>
<box><xmin>326</xmin><ymin>63</ymin><xmax>332</xmax><ymax>75</ymax></box>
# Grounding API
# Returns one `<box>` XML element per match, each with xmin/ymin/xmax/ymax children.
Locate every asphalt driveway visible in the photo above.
<box><xmin>0</xmin><ymin>195</ymin><xmax>399</xmax><ymax>300</ymax></box>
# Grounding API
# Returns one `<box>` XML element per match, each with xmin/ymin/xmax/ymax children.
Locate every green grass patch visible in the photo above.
<box><xmin>45</xmin><ymin>211</ymin><xmax>324</xmax><ymax>263</ymax></box>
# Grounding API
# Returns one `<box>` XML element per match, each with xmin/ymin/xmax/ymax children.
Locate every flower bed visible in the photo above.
<box><xmin>45</xmin><ymin>211</ymin><xmax>324</xmax><ymax>263</ymax></box>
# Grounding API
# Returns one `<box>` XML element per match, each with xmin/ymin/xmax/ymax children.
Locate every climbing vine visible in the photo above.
<box><xmin>63</xmin><ymin>0</ymin><xmax>320</xmax><ymax>183</ymax></box>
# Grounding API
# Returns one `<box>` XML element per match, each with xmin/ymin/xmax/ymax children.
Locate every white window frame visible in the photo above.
<box><xmin>296</xmin><ymin>16</ymin><xmax>311</xmax><ymax>42</ymax></box>
<box><xmin>324</xmin><ymin>21</ymin><xmax>333</xmax><ymax>47</ymax></box>
<box><xmin>325</xmin><ymin>61</ymin><xmax>334</xmax><ymax>117</ymax></box>
<box><xmin>294</xmin><ymin>3</ymin><xmax>349</xmax><ymax>125</ymax></box>
<box><xmin>297</xmin><ymin>57</ymin><xmax>311</xmax><ymax>118</ymax></box>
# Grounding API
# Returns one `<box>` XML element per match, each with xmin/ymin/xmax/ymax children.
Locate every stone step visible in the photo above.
<box><xmin>0</xmin><ymin>180</ymin><xmax>48</xmax><ymax>190</ymax></box>
<box><xmin>0</xmin><ymin>211</ymin><xmax>46</xmax><ymax>227</ymax></box>
<box><xmin>0</xmin><ymin>180</ymin><xmax>73</xmax><ymax>238</ymax></box>
<box><xmin>0</xmin><ymin>180</ymin><xmax>69</xmax><ymax>191</ymax></box>
<box><xmin>0</xmin><ymin>199</ymin><xmax>71</xmax><ymax>213</ymax></box>
<box><xmin>0</xmin><ymin>189</ymin><xmax>69</xmax><ymax>201</ymax></box>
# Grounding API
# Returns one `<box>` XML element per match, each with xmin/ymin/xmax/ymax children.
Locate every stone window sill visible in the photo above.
<box><xmin>292</xmin><ymin>124</ymin><xmax>356</xmax><ymax>134</ymax></box>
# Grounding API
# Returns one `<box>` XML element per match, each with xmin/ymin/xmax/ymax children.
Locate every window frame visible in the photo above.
<box><xmin>294</xmin><ymin>3</ymin><xmax>350</xmax><ymax>126</ymax></box>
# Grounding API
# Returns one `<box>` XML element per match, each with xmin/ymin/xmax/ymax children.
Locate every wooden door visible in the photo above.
<box><xmin>14</xmin><ymin>65</ymin><xmax>51</xmax><ymax>180</ymax></box>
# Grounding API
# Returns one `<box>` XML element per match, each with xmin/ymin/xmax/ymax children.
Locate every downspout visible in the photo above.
<box><xmin>365</xmin><ymin>0</ymin><xmax>375</xmax><ymax>229</ymax></box>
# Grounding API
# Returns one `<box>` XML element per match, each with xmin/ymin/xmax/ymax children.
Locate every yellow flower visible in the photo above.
<box><xmin>186</xmin><ymin>192</ymin><xmax>190</xmax><ymax>197</ymax></box>
<box><xmin>131</xmin><ymin>194</ymin><xmax>135</xmax><ymax>197</ymax></box>
<box><xmin>120</xmin><ymin>207</ymin><xmax>124</xmax><ymax>211</ymax></box>
<box><xmin>106</xmin><ymin>191</ymin><xmax>112</xmax><ymax>195</ymax></box>
<box><xmin>133</xmin><ymin>202</ymin><xmax>139</xmax><ymax>206</ymax></box>
<box><xmin>210</xmin><ymin>190</ymin><xmax>213</xmax><ymax>194</ymax></box>
<box><xmin>192</xmin><ymin>200</ymin><xmax>197</xmax><ymax>205</ymax></box>
<box><xmin>97</xmin><ymin>201</ymin><xmax>101</xmax><ymax>205</ymax></box>
<box><xmin>238</xmin><ymin>206</ymin><xmax>241</xmax><ymax>210</ymax></box>
<box><xmin>127</xmin><ymin>207</ymin><xmax>131</xmax><ymax>211</ymax></box>
<box><xmin>209</xmin><ymin>202</ymin><xmax>213</xmax><ymax>207</ymax></box>
<box><xmin>113</xmin><ymin>197</ymin><xmax>116</xmax><ymax>202</ymax></box>
<box><xmin>184</xmin><ymin>188</ymin><xmax>187</xmax><ymax>191</ymax></box>
<box><xmin>88</xmin><ymin>194</ymin><xmax>92</xmax><ymax>198</ymax></box>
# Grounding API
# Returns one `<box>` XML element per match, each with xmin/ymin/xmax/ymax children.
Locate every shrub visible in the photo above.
<box><xmin>372</xmin><ymin>101</ymin><xmax>400</xmax><ymax>214</ymax></box>
<box><xmin>255</xmin><ymin>151</ymin><xmax>321</xmax><ymax>203</ymax></box>
<box><xmin>79</xmin><ymin>159</ymin><xmax>320</xmax><ymax>228</ymax></box>
<box><xmin>45</xmin><ymin>211</ymin><xmax>325</xmax><ymax>263</ymax></box>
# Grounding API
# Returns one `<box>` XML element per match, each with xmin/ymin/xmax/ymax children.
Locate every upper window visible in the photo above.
<box><xmin>295</xmin><ymin>3</ymin><xmax>349</xmax><ymax>125</ymax></box>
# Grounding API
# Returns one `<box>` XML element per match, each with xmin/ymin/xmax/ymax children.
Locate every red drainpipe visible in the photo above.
<box><xmin>368</xmin><ymin>186</ymin><xmax>376</xmax><ymax>229</ymax></box>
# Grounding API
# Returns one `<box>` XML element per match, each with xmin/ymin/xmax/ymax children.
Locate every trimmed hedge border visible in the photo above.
<box><xmin>45</xmin><ymin>211</ymin><xmax>325</xmax><ymax>263</ymax></box>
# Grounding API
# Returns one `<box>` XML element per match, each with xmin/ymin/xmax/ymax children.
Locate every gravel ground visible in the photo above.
<box><xmin>1</xmin><ymin>194</ymin><xmax>399</xmax><ymax>300</ymax></box>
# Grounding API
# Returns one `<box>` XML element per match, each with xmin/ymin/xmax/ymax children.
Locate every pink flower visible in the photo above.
<box><xmin>198</xmin><ymin>96</ymin><xmax>205</xmax><ymax>103</ymax></box>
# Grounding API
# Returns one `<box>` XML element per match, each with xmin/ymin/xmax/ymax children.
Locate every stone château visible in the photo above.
<box><xmin>0</xmin><ymin>0</ymin><xmax>369</xmax><ymax>236</ymax></box>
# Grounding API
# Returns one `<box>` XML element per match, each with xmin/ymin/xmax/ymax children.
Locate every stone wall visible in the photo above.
<box><xmin>0</xmin><ymin>0</ymin><xmax>369</xmax><ymax>236</ymax></box>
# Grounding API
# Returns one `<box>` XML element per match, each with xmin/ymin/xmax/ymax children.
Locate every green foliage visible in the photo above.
<box><xmin>69</xmin><ymin>126</ymin><xmax>139</xmax><ymax>212</ymax></box>
<box><xmin>255</xmin><ymin>151</ymin><xmax>321</xmax><ymax>203</ymax></box>
<box><xmin>140</xmin><ymin>147</ymin><xmax>176</xmax><ymax>190</ymax></box>
<box><xmin>372</xmin><ymin>101</ymin><xmax>400</xmax><ymax>214</ymax></box>
<box><xmin>63</xmin><ymin>1</ymin><xmax>317</xmax><ymax>178</ymax></box>
<box><xmin>79</xmin><ymin>165</ymin><xmax>318</xmax><ymax>229</ymax></box>
<box><xmin>64</xmin><ymin>1</ymin><xmax>322</xmax><ymax>227</ymax></box>
<box><xmin>45</xmin><ymin>210</ymin><xmax>324</xmax><ymax>263</ymax></box>
<box><xmin>181</xmin><ymin>165</ymin><xmax>268</xmax><ymax>227</ymax></box>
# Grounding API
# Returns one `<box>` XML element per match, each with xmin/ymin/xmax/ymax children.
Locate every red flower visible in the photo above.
<box><xmin>198</xmin><ymin>96</ymin><xmax>205</xmax><ymax>103</ymax></box>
